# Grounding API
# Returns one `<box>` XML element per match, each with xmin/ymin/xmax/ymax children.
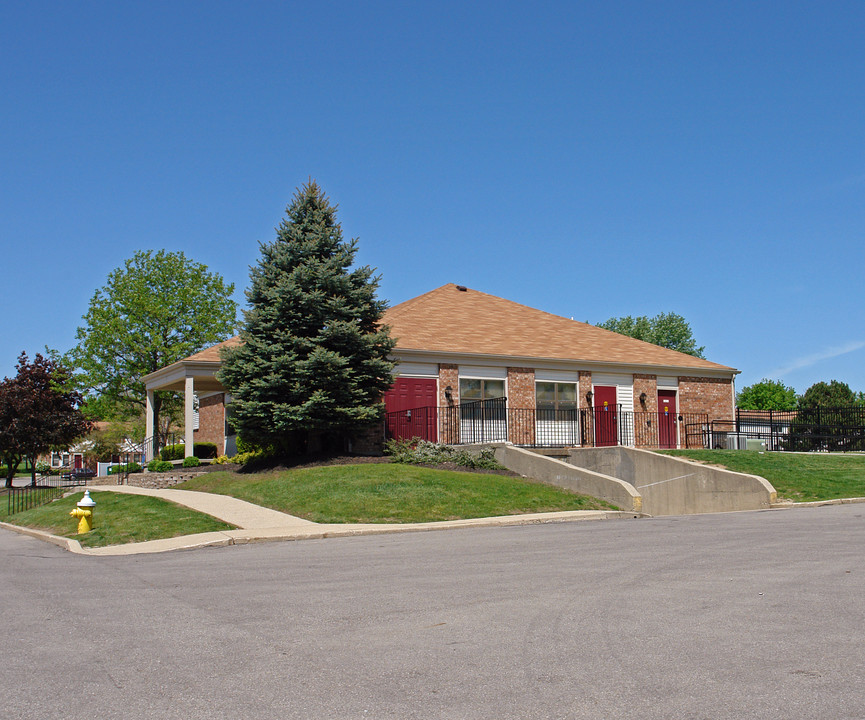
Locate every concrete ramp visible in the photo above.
<box><xmin>464</xmin><ymin>443</ymin><xmax>776</xmax><ymax>516</ymax></box>
<box><xmin>467</xmin><ymin>444</ymin><xmax>643</xmax><ymax>514</ymax></box>
<box><xmin>566</xmin><ymin>447</ymin><xmax>776</xmax><ymax>516</ymax></box>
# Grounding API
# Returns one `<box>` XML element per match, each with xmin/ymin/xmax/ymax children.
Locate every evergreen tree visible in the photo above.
<box><xmin>218</xmin><ymin>181</ymin><xmax>395</xmax><ymax>453</ymax></box>
<box><xmin>798</xmin><ymin>380</ymin><xmax>858</xmax><ymax>408</ymax></box>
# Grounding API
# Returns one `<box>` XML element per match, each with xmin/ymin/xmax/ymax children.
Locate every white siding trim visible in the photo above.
<box><xmin>592</xmin><ymin>373</ymin><xmax>631</xmax><ymax>388</ymax></box>
<box><xmin>459</xmin><ymin>365</ymin><xmax>507</xmax><ymax>379</ymax></box>
<box><xmin>657</xmin><ymin>376</ymin><xmax>678</xmax><ymax>390</ymax></box>
<box><xmin>535</xmin><ymin>369</ymin><xmax>579</xmax><ymax>383</ymax></box>
<box><xmin>617</xmin><ymin>384</ymin><xmax>634</xmax><ymax>412</ymax></box>
<box><xmin>394</xmin><ymin>362</ymin><xmax>439</xmax><ymax>378</ymax></box>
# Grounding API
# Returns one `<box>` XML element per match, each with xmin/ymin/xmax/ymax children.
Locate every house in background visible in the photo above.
<box><xmin>42</xmin><ymin>422</ymin><xmax>145</xmax><ymax>471</ymax></box>
<box><xmin>141</xmin><ymin>284</ymin><xmax>738</xmax><ymax>458</ymax></box>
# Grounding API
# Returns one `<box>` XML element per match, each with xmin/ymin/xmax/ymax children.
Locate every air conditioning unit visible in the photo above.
<box><xmin>726</xmin><ymin>432</ymin><xmax>748</xmax><ymax>450</ymax></box>
<box><xmin>746</xmin><ymin>438</ymin><xmax>767</xmax><ymax>452</ymax></box>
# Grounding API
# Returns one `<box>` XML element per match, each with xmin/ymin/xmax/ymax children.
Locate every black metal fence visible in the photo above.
<box><xmin>718</xmin><ymin>407</ymin><xmax>865</xmax><ymax>452</ymax></box>
<box><xmin>385</xmin><ymin>399</ymin><xmax>709</xmax><ymax>449</ymax></box>
<box><xmin>4</xmin><ymin>475</ymin><xmax>88</xmax><ymax>516</ymax></box>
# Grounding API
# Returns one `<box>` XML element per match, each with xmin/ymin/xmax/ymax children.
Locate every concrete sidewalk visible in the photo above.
<box><xmin>1</xmin><ymin>484</ymin><xmax>639</xmax><ymax>556</ymax></box>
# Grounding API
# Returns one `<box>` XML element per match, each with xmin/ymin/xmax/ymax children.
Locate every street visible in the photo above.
<box><xmin>2</xmin><ymin>505</ymin><xmax>864</xmax><ymax>719</ymax></box>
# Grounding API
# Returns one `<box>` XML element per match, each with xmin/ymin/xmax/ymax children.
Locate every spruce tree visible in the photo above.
<box><xmin>218</xmin><ymin>181</ymin><xmax>395</xmax><ymax>453</ymax></box>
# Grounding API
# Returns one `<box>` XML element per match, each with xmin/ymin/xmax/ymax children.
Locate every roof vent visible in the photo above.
<box><xmin>456</xmin><ymin>285</ymin><xmax>467</xmax><ymax>292</ymax></box>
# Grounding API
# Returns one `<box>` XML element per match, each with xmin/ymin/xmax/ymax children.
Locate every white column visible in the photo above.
<box><xmin>184</xmin><ymin>376</ymin><xmax>195</xmax><ymax>458</ymax></box>
<box><xmin>145</xmin><ymin>389</ymin><xmax>155</xmax><ymax>461</ymax></box>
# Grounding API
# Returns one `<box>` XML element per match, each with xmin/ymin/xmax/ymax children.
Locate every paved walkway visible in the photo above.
<box><xmin>1</xmin><ymin>484</ymin><xmax>636</xmax><ymax>556</ymax></box>
<box><xmin>88</xmin><ymin>485</ymin><xmax>319</xmax><ymax>530</ymax></box>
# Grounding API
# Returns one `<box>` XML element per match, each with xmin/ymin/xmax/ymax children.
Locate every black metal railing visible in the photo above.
<box><xmin>719</xmin><ymin>407</ymin><xmax>865</xmax><ymax>452</ymax></box>
<box><xmin>385</xmin><ymin>400</ymin><xmax>709</xmax><ymax>449</ymax></box>
<box><xmin>4</xmin><ymin>475</ymin><xmax>86</xmax><ymax>516</ymax></box>
<box><xmin>138</xmin><ymin>432</ymin><xmax>182</xmax><ymax>462</ymax></box>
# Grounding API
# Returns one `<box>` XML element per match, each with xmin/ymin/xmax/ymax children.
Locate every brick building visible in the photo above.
<box><xmin>142</xmin><ymin>284</ymin><xmax>738</xmax><ymax>457</ymax></box>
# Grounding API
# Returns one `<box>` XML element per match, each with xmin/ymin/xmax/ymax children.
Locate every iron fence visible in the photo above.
<box><xmin>139</xmin><ymin>432</ymin><xmax>183</xmax><ymax>462</ymax></box>
<box><xmin>385</xmin><ymin>400</ymin><xmax>709</xmax><ymax>449</ymax></box>
<box><xmin>722</xmin><ymin>407</ymin><xmax>865</xmax><ymax>452</ymax></box>
<box><xmin>4</xmin><ymin>475</ymin><xmax>85</xmax><ymax>516</ymax></box>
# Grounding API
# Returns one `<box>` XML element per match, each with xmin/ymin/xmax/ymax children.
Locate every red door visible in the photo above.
<box><xmin>657</xmin><ymin>390</ymin><xmax>677</xmax><ymax>448</ymax></box>
<box><xmin>594</xmin><ymin>386</ymin><xmax>618</xmax><ymax>446</ymax></box>
<box><xmin>384</xmin><ymin>378</ymin><xmax>438</xmax><ymax>442</ymax></box>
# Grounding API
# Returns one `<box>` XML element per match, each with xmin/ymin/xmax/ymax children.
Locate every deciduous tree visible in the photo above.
<box><xmin>65</xmin><ymin>250</ymin><xmax>237</xmax><ymax>441</ymax></box>
<box><xmin>0</xmin><ymin>353</ymin><xmax>91</xmax><ymax>487</ymax></box>
<box><xmin>219</xmin><ymin>181</ymin><xmax>395</xmax><ymax>454</ymax></box>
<box><xmin>737</xmin><ymin>379</ymin><xmax>798</xmax><ymax>411</ymax></box>
<box><xmin>597</xmin><ymin>313</ymin><xmax>706</xmax><ymax>358</ymax></box>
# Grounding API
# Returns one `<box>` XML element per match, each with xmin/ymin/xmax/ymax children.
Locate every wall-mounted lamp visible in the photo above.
<box><xmin>639</xmin><ymin>392</ymin><xmax>647</xmax><ymax>408</ymax></box>
<box><xmin>444</xmin><ymin>385</ymin><xmax>453</xmax><ymax>403</ymax></box>
<box><xmin>585</xmin><ymin>390</ymin><xmax>593</xmax><ymax>405</ymax></box>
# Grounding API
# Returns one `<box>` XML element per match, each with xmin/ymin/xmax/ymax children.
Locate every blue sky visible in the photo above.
<box><xmin>2</xmin><ymin>1</ymin><xmax>863</xmax><ymax>396</ymax></box>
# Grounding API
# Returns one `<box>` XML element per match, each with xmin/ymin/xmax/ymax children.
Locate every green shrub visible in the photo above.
<box><xmin>160</xmin><ymin>444</ymin><xmax>185</xmax><ymax>461</ymax></box>
<box><xmin>34</xmin><ymin>461</ymin><xmax>51</xmax><ymax>475</ymax></box>
<box><xmin>193</xmin><ymin>442</ymin><xmax>217</xmax><ymax>459</ymax></box>
<box><xmin>182</xmin><ymin>456</ymin><xmax>201</xmax><ymax>468</ymax></box>
<box><xmin>213</xmin><ymin>455</ymin><xmax>231</xmax><ymax>465</ymax></box>
<box><xmin>383</xmin><ymin>438</ymin><xmax>503</xmax><ymax>470</ymax></box>
<box><xmin>108</xmin><ymin>462</ymin><xmax>142</xmax><ymax>475</ymax></box>
<box><xmin>235</xmin><ymin>437</ymin><xmax>276</xmax><ymax>456</ymax></box>
<box><xmin>160</xmin><ymin>442</ymin><xmax>217</xmax><ymax>460</ymax></box>
<box><xmin>147</xmin><ymin>459</ymin><xmax>174</xmax><ymax>473</ymax></box>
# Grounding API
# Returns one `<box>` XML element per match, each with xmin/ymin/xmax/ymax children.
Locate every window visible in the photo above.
<box><xmin>460</xmin><ymin>378</ymin><xmax>505</xmax><ymax>403</ymax></box>
<box><xmin>536</xmin><ymin>382</ymin><xmax>579</xmax><ymax>445</ymax></box>
<box><xmin>458</xmin><ymin>378</ymin><xmax>506</xmax><ymax>442</ymax></box>
<box><xmin>536</xmin><ymin>382</ymin><xmax>577</xmax><ymax>414</ymax></box>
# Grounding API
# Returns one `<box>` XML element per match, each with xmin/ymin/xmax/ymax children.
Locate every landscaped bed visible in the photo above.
<box><xmin>2</xmin><ymin>492</ymin><xmax>236</xmax><ymax>547</ymax></box>
<box><xmin>658</xmin><ymin>449</ymin><xmax>865</xmax><ymax>503</ymax></box>
<box><xmin>176</xmin><ymin>463</ymin><xmax>617</xmax><ymax>523</ymax></box>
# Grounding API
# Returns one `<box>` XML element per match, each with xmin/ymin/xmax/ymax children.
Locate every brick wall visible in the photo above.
<box><xmin>507</xmin><ymin>368</ymin><xmax>535</xmax><ymax>407</ymax></box>
<box><xmin>439</xmin><ymin>364</ymin><xmax>459</xmax><ymax>443</ymax></box>
<box><xmin>195</xmin><ymin>393</ymin><xmax>226</xmax><ymax>454</ymax></box>
<box><xmin>578</xmin><ymin>371</ymin><xmax>593</xmax><ymax>445</ymax></box>
<box><xmin>351</xmin><ymin>423</ymin><xmax>386</xmax><ymax>455</ymax></box>
<box><xmin>508</xmin><ymin>367</ymin><xmax>535</xmax><ymax>444</ymax></box>
<box><xmin>578</xmin><ymin>371</ymin><xmax>593</xmax><ymax>409</ymax></box>
<box><xmin>678</xmin><ymin>376</ymin><xmax>734</xmax><ymax>420</ymax></box>
<box><xmin>632</xmin><ymin>374</ymin><xmax>658</xmax><ymax>448</ymax></box>
<box><xmin>632</xmin><ymin>374</ymin><xmax>658</xmax><ymax>413</ymax></box>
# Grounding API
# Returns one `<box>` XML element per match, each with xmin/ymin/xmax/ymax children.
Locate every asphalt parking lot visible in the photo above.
<box><xmin>2</xmin><ymin>504</ymin><xmax>864</xmax><ymax>719</ymax></box>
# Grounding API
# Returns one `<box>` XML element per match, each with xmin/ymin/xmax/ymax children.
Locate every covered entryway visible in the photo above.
<box><xmin>384</xmin><ymin>378</ymin><xmax>438</xmax><ymax>442</ymax></box>
<box><xmin>658</xmin><ymin>390</ymin><xmax>677</xmax><ymax>448</ymax></box>
<box><xmin>594</xmin><ymin>385</ymin><xmax>618</xmax><ymax>446</ymax></box>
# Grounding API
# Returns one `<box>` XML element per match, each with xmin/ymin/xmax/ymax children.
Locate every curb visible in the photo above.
<box><xmin>770</xmin><ymin>496</ymin><xmax>865</xmax><ymax>509</ymax></box>
<box><xmin>0</xmin><ymin>521</ymin><xmax>83</xmax><ymax>553</ymax></box>
<box><xmin>0</xmin><ymin>510</ymin><xmax>641</xmax><ymax>556</ymax></box>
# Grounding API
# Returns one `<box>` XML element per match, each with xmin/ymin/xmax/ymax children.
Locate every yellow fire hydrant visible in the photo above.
<box><xmin>70</xmin><ymin>490</ymin><xmax>96</xmax><ymax>534</ymax></box>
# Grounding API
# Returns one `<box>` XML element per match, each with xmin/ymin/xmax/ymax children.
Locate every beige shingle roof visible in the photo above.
<box><xmin>182</xmin><ymin>336</ymin><xmax>242</xmax><ymax>363</ymax></box>
<box><xmin>382</xmin><ymin>284</ymin><xmax>736</xmax><ymax>373</ymax></box>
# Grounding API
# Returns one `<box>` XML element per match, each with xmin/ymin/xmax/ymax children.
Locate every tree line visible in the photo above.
<box><xmin>737</xmin><ymin>378</ymin><xmax>865</xmax><ymax>412</ymax></box>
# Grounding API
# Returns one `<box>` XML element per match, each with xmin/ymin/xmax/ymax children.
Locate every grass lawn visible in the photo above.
<box><xmin>1</xmin><ymin>492</ymin><xmax>236</xmax><ymax>547</ymax></box>
<box><xmin>176</xmin><ymin>463</ymin><xmax>618</xmax><ymax>523</ymax></box>
<box><xmin>659</xmin><ymin>450</ymin><xmax>865</xmax><ymax>502</ymax></box>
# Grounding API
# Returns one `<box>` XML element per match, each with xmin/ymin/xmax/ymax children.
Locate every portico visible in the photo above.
<box><xmin>141</xmin><ymin>338</ymin><xmax>239</xmax><ymax>459</ymax></box>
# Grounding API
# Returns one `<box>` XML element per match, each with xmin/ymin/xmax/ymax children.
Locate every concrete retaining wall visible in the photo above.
<box><xmin>463</xmin><ymin>443</ymin><xmax>643</xmax><ymax>514</ymax></box>
<box><xmin>566</xmin><ymin>446</ymin><xmax>776</xmax><ymax>516</ymax></box>
<box><xmin>92</xmin><ymin>471</ymin><xmax>205</xmax><ymax>490</ymax></box>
